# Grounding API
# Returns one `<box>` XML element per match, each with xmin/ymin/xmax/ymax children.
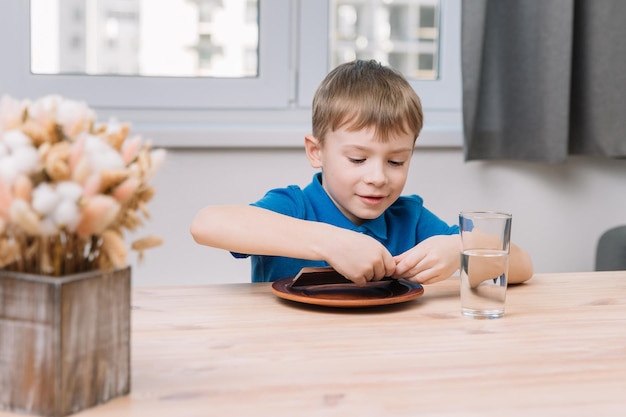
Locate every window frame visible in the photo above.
<box><xmin>299</xmin><ymin>0</ymin><xmax>462</xmax><ymax>111</ymax></box>
<box><xmin>2</xmin><ymin>0</ymin><xmax>293</xmax><ymax>109</ymax></box>
<box><xmin>0</xmin><ymin>0</ymin><xmax>462</xmax><ymax>148</ymax></box>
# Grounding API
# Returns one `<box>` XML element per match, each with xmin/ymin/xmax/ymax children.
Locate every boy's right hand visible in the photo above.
<box><xmin>319</xmin><ymin>228</ymin><xmax>396</xmax><ymax>286</ymax></box>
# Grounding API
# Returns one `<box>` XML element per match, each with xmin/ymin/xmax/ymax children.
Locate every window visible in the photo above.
<box><xmin>330</xmin><ymin>0</ymin><xmax>440</xmax><ymax>80</ymax></box>
<box><xmin>5</xmin><ymin>0</ymin><xmax>289</xmax><ymax>109</ymax></box>
<box><xmin>322</xmin><ymin>0</ymin><xmax>460</xmax><ymax>110</ymax></box>
<box><xmin>0</xmin><ymin>0</ymin><xmax>461</xmax><ymax>147</ymax></box>
<box><xmin>298</xmin><ymin>0</ymin><xmax>461</xmax><ymax>142</ymax></box>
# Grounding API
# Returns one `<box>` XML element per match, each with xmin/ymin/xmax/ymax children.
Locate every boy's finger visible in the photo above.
<box><xmin>384</xmin><ymin>256</ymin><xmax>397</xmax><ymax>277</ymax></box>
<box><xmin>393</xmin><ymin>252</ymin><xmax>406</xmax><ymax>263</ymax></box>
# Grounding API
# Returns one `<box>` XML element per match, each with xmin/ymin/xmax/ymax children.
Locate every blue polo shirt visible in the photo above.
<box><xmin>233</xmin><ymin>173</ymin><xmax>459</xmax><ymax>282</ymax></box>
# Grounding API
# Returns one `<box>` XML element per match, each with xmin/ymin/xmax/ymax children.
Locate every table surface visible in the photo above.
<box><xmin>2</xmin><ymin>271</ymin><xmax>626</xmax><ymax>417</ymax></box>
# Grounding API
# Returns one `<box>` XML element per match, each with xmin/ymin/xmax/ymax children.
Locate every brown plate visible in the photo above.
<box><xmin>271</xmin><ymin>277</ymin><xmax>424</xmax><ymax>308</ymax></box>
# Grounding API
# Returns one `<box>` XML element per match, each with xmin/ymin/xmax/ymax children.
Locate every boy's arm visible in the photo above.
<box><xmin>190</xmin><ymin>205</ymin><xmax>396</xmax><ymax>285</ymax></box>
<box><xmin>461</xmin><ymin>241</ymin><xmax>533</xmax><ymax>286</ymax></box>
<box><xmin>508</xmin><ymin>243</ymin><xmax>534</xmax><ymax>284</ymax></box>
<box><xmin>456</xmin><ymin>228</ymin><xmax>533</xmax><ymax>284</ymax></box>
<box><xmin>392</xmin><ymin>234</ymin><xmax>533</xmax><ymax>285</ymax></box>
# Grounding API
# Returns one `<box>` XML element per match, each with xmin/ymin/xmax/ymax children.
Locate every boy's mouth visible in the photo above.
<box><xmin>358</xmin><ymin>195</ymin><xmax>386</xmax><ymax>205</ymax></box>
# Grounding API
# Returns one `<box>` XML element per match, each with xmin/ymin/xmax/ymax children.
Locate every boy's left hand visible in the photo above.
<box><xmin>392</xmin><ymin>235</ymin><xmax>461</xmax><ymax>285</ymax></box>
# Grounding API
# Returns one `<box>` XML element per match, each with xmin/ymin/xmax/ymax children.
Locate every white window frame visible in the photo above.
<box><xmin>0</xmin><ymin>0</ymin><xmax>462</xmax><ymax>148</ymax></box>
<box><xmin>1</xmin><ymin>0</ymin><xmax>292</xmax><ymax>109</ymax></box>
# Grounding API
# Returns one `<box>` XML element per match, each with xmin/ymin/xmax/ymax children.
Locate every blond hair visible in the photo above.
<box><xmin>312</xmin><ymin>60</ymin><xmax>423</xmax><ymax>143</ymax></box>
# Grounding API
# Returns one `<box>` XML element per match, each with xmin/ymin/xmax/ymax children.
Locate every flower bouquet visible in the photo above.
<box><xmin>0</xmin><ymin>94</ymin><xmax>165</xmax><ymax>276</ymax></box>
<box><xmin>0</xmin><ymin>95</ymin><xmax>166</xmax><ymax>416</ymax></box>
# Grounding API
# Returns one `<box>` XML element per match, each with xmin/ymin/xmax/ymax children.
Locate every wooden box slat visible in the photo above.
<box><xmin>0</xmin><ymin>268</ymin><xmax>131</xmax><ymax>417</ymax></box>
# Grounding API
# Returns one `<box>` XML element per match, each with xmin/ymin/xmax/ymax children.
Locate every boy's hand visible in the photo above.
<box><xmin>392</xmin><ymin>235</ymin><xmax>461</xmax><ymax>285</ymax></box>
<box><xmin>321</xmin><ymin>229</ymin><xmax>396</xmax><ymax>286</ymax></box>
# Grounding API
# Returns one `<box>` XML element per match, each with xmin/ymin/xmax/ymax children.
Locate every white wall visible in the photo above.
<box><xmin>129</xmin><ymin>146</ymin><xmax>626</xmax><ymax>286</ymax></box>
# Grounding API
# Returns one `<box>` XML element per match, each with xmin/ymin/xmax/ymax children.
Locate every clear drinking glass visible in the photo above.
<box><xmin>459</xmin><ymin>211</ymin><xmax>512</xmax><ymax>319</ymax></box>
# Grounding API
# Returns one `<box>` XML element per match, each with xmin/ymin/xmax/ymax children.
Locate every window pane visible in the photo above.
<box><xmin>30</xmin><ymin>0</ymin><xmax>259</xmax><ymax>78</ymax></box>
<box><xmin>329</xmin><ymin>0</ymin><xmax>440</xmax><ymax>80</ymax></box>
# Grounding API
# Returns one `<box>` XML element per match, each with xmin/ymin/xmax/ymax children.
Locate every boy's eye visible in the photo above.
<box><xmin>389</xmin><ymin>160</ymin><xmax>405</xmax><ymax>167</ymax></box>
<box><xmin>348</xmin><ymin>158</ymin><xmax>365</xmax><ymax>164</ymax></box>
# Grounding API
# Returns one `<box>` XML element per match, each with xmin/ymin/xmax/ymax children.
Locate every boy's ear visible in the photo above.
<box><xmin>304</xmin><ymin>134</ymin><xmax>322</xmax><ymax>168</ymax></box>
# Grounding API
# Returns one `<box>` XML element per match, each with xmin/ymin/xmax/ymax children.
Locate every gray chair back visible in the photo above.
<box><xmin>596</xmin><ymin>225</ymin><xmax>626</xmax><ymax>271</ymax></box>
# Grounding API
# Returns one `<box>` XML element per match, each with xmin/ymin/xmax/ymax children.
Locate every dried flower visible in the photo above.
<box><xmin>101</xmin><ymin>229</ymin><xmax>128</xmax><ymax>269</ymax></box>
<box><xmin>76</xmin><ymin>195</ymin><xmax>121</xmax><ymax>238</ymax></box>
<box><xmin>13</xmin><ymin>174</ymin><xmax>33</xmax><ymax>202</ymax></box>
<box><xmin>131</xmin><ymin>235</ymin><xmax>164</xmax><ymax>264</ymax></box>
<box><xmin>0</xmin><ymin>94</ymin><xmax>165</xmax><ymax>276</ymax></box>
<box><xmin>10</xmin><ymin>199</ymin><xmax>40</xmax><ymax>235</ymax></box>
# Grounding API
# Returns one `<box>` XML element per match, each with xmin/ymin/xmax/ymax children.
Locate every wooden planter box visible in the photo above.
<box><xmin>0</xmin><ymin>267</ymin><xmax>131</xmax><ymax>417</ymax></box>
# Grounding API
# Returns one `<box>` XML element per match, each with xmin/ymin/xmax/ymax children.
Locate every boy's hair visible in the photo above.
<box><xmin>312</xmin><ymin>59</ymin><xmax>423</xmax><ymax>143</ymax></box>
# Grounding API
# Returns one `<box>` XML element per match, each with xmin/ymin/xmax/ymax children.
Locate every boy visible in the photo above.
<box><xmin>191</xmin><ymin>60</ymin><xmax>533</xmax><ymax>285</ymax></box>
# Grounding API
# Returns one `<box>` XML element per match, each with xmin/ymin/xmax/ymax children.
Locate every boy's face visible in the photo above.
<box><xmin>305</xmin><ymin>126</ymin><xmax>414</xmax><ymax>225</ymax></box>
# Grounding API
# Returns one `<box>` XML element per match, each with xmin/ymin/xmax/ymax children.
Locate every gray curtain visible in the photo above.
<box><xmin>461</xmin><ymin>0</ymin><xmax>626</xmax><ymax>163</ymax></box>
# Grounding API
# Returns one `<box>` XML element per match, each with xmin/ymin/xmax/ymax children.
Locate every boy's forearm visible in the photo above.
<box><xmin>508</xmin><ymin>243</ymin><xmax>534</xmax><ymax>284</ymax></box>
<box><xmin>190</xmin><ymin>205</ymin><xmax>332</xmax><ymax>261</ymax></box>
<box><xmin>460</xmin><ymin>229</ymin><xmax>533</xmax><ymax>284</ymax></box>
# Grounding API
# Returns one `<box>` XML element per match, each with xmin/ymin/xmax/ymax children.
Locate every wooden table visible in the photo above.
<box><xmin>2</xmin><ymin>271</ymin><xmax>625</xmax><ymax>417</ymax></box>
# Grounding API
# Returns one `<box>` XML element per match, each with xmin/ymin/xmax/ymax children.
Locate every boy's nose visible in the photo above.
<box><xmin>364</xmin><ymin>162</ymin><xmax>387</xmax><ymax>185</ymax></box>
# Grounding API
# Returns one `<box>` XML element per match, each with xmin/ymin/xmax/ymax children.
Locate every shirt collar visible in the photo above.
<box><xmin>304</xmin><ymin>173</ymin><xmax>388</xmax><ymax>241</ymax></box>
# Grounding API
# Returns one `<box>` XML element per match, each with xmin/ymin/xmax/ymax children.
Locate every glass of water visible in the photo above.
<box><xmin>459</xmin><ymin>211</ymin><xmax>512</xmax><ymax>319</ymax></box>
